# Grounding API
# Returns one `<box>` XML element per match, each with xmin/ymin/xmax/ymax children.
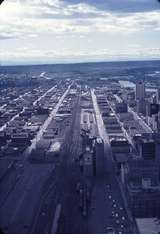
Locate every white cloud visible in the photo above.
<box><xmin>1</xmin><ymin>46</ymin><xmax>160</xmax><ymax>62</ymax></box>
<box><xmin>1</xmin><ymin>0</ymin><xmax>160</xmax><ymax>41</ymax></box>
<box><xmin>0</xmin><ymin>0</ymin><xmax>160</xmax><ymax>63</ymax></box>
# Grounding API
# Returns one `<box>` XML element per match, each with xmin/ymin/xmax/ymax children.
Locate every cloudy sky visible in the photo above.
<box><xmin>0</xmin><ymin>0</ymin><xmax>160</xmax><ymax>65</ymax></box>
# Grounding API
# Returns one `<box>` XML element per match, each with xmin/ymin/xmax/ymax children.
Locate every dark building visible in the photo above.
<box><xmin>139</xmin><ymin>140</ymin><xmax>155</xmax><ymax>160</ymax></box>
<box><xmin>147</xmin><ymin>103</ymin><xmax>159</xmax><ymax>117</ymax></box>
<box><xmin>156</xmin><ymin>88</ymin><xmax>160</xmax><ymax>103</ymax></box>
<box><xmin>115</xmin><ymin>102</ymin><xmax>128</xmax><ymax>113</ymax></box>
<box><xmin>0</xmin><ymin>131</ymin><xmax>7</xmax><ymax>146</ymax></box>
<box><xmin>136</xmin><ymin>99</ymin><xmax>146</xmax><ymax>115</ymax></box>
<box><xmin>36</xmin><ymin>107</ymin><xmax>49</xmax><ymax>115</ymax></box>
<box><xmin>125</xmin><ymin>159</ymin><xmax>160</xmax><ymax>217</ymax></box>
<box><xmin>10</xmin><ymin>133</ymin><xmax>31</xmax><ymax>147</ymax></box>
<box><xmin>110</xmin><ymin>136</ymin><xmax>130</xmax><ymax>153</ymax></box>
<box><xmin>135</xmin><ymin>81</ymin><xmax>145</xmax><ymax>101</ymax></box>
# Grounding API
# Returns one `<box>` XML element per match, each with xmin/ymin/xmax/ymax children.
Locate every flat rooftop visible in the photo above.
<box><xmin>136</xmin><ymin>218</ymin><xmax>160</xmax><ymax>234</ymax></box>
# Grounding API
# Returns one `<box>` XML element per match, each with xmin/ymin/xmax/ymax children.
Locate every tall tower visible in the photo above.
<box><xmin>156</xmin><ymin>88</ymin><xmax>160</xmax><ymax>104</ymax></box>
<box><xmin>135</xmin><ymin>81</ymin><xmax>145</xmax><ymax>100</ymax></box>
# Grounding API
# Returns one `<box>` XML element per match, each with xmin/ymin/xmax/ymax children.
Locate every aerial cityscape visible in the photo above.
<box><xmin>1</xmin><ymin>0</ymin><xmax>160</xmax><ymax>234</ymax></box>
<box><xmin>0</xmin><ymin>61</ymin><xmax>160</xmax><ymax>234</ymax></box>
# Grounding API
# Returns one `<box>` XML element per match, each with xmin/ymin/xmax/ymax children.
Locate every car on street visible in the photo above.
<box><xmin>106</xmin><ymin>226</ymin><xmax>116</xmax><ymax>234</ymax></box>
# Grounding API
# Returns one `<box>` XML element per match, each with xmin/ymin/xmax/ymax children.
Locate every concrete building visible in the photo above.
<box><xmin>136</xmin><ymin>99</ymin><xmax>146</xmax><ymax>115</ymax></box>
<box><xmin>0</xmin><ymin>131</ymin><xmax>7</xmax><ymax>146</ymax></box>
<box><xmin>135</xmin><ymin>138</ymin><xmax>156</xmax><ymax>160</ymax></box>
<box><xmin>11</xmin><ymin>133</ymin><xmax>31</xmax><ymax>147</ymax></box>
<box><xmin>135</xmin><ymin>81</ymin><xmax>146</xmax><ymax>114</ymax></box>
<box><xmin>118</xmin><ymin>112</ymin><xmax>133</xmax><ymax>122</ymax></box>
<box><xmin>125</xmin><ymin>159</ymin><xmax>160</xmax><ymax>217</ymax></box>
<box><xmin>115</xmin><ymin>101</ymin><xmax>128</xmax><ymax>113</ymax></box>
<box><xmin>147</xmin><ymin>103</ymin><xmax>159</xmax><ymax>117</ymax></box>
<box><xmin>136</xmin><ymin>218</ymin><xmax>160</xmax><ymax>234</ymax></box>
<box><xmin>139</xmin><ymin>140</ymin><xmax>155</xmax><ymax>160</ymax></box>
<box><xmin>156</xmin><ymin>88</ymin><xmax>160</xmax><ymax>104</ymax></box>
<box><xmin>133</xmin><ymin>133</ymin><xmax>160</xmax><ymax>162</ymax></box>
<box><xmin>110</xmin><ymin>136</ymin><xmax>130</xmax><ymax>153</ymax></box>
<box><xmin>135</xmin><ymin>82</ymin><xmax>145</xmax><ymax>101</ymax></box>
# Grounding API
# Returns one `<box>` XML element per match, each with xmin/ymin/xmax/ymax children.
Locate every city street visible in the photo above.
<box><xmin>90</xmin><ymin>89</ymin><xmax>134</xmax><ymax>234</ymax></box>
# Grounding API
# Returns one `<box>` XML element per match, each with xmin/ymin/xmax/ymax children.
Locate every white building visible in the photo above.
<box><xmin>136</xmin><ymin>218</ymin><xmax>160</xmax><ymax>234</ymax></box>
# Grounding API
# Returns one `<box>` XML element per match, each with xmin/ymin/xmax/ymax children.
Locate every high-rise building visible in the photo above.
<box><xmin>137</xmin><ymin>138</ymin><xmax>156</xmax><ymax>160</ymax></box>
<box><xmin>125</xmin><ymin>159</ymin><xmax>160</xmax><ymax>217</ymax></box>
<box><xmin>135</xmin><ymin>81</ymin><xmax>145</xmax><ymax>100</ymax></box>
<box><xmin>115</xmin><ymin>101</ymin><xmax>128</xmax><ymax>113</ymax></box>
<box><xmin>156</xmin><ymin>88</ymin><xmax>160</xmax><ymax>103</ymax></box>
<box><xmin>136</xmin><ymin>99</ymin><xmax>146</xmax><ymax>115</ymax></box>
<box><xmin>147</xmin><ymin>103</ymin><xmax>159</xmax><ymax>117</ymax></box>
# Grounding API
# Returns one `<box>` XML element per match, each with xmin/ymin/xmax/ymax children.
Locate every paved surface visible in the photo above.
<box><xmin>0</xmin><ymin>85</ymin><xmax>71</xmax><ymax>234</ymax></box>
<box><xmin>26</xmin><ymin>91</ymin><xmax>90</xmax><ymax>234</ymax></box>
<box><xmin>0</xmin><ymin>163</ymin><xmax>54</xmax><ymax>234</ymax></box>
<box><xmin>24</xmin><ymin>85</ymin><xmax>71</xmax><ymax>158</ymax></box>
<box><xmin>90</xmin><ymin>89</ymin><xmax>134</xmax><ymax>234</ymax></box>
<box><xmin>0</xmin><ymin>86</ymin><xmax>54</xmax><ymax>132</ymax></box>
<box><xmin>0</xmin><ymin>87</ymin><xmax>138</xmax><ymax>234</ymax></box>
<box><xmin>114</xmin><ymin>94</ymin><xmax>153</xmax><ymax>133</ymax></box>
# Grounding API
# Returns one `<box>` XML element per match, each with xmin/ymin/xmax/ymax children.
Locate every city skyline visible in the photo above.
<box><xmin>0</xmin><ymin>0</ymin><xmax>160</xmax><ymax>65</ymax></box>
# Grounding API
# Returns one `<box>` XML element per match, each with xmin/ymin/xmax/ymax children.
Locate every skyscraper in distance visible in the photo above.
<box><xmin>135</xmin><ymin>81</ymin><xmax>145</xmax><ymax>101</ymax></box>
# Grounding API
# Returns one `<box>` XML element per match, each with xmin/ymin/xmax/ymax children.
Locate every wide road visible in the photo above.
<box><xmin>90</xmin><ymin>89</ymin><xmax>136</xmax><ymax>234</ymax></box>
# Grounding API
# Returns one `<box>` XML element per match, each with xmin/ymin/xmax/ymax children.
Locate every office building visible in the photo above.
<box><xmin>135</xmin><ymin>82</ymin><xmax>145</xmax><ymax>101</ymax></box>
<box><xmin>138</xmin><ymin>139</ymin><xmax>155</xmax><ymax>160</ymax></box>
<box><xmin>115</xmin><ymin>101</ymin><xmax>128</xmax><ymax>113</ymax></box>
<box><xmin>147</xmin><ymin>103</ymin><xmax>159</xmax><ymax>117</ymax></box>
<box><xmin>110</xmin><ymin>136</ymin><xmax>130</xmax><ymax>153</ymax></box>
<box><xmin>156</xmin><ymin>88</ymin><xmax>160</xmax><ymax>104</ymax></box>
<box><xmin>136</xmin><ymin>99</ymin><xmax>146</xmax><ymax>115</ymax></box>
<box><xmin>125</xmin><ymin>159</ymin><xmax>160</xmax><ymax>217</ymax></box>
<box><xmin>136</xmin><ymin>218</ymin><xmax>160</xmax><ymax>234</ymax></box>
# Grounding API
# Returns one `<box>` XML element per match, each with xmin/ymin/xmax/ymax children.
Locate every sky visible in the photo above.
<box><xmin>0</xmin><ymin>0</ymin><xmax>160</xmax><ymax>65</ymax></box>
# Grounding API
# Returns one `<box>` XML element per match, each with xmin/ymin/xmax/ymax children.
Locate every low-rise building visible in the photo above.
<box><xmin>110</xmin><ymin>136</ymin><xmax>130</xmax><ymax>153</ymax></box>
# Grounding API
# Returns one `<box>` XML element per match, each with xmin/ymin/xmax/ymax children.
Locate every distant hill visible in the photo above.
<box><xmin>0</xmin><ymin>60</ymin><xmax>160</xmax><ymax>79</ymax></box>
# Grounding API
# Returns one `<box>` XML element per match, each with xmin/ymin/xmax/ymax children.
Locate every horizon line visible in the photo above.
<box><xmin>1</xmin><ymin>58</ymin><xmax>160</xmax><ymax>67</ymax></box>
